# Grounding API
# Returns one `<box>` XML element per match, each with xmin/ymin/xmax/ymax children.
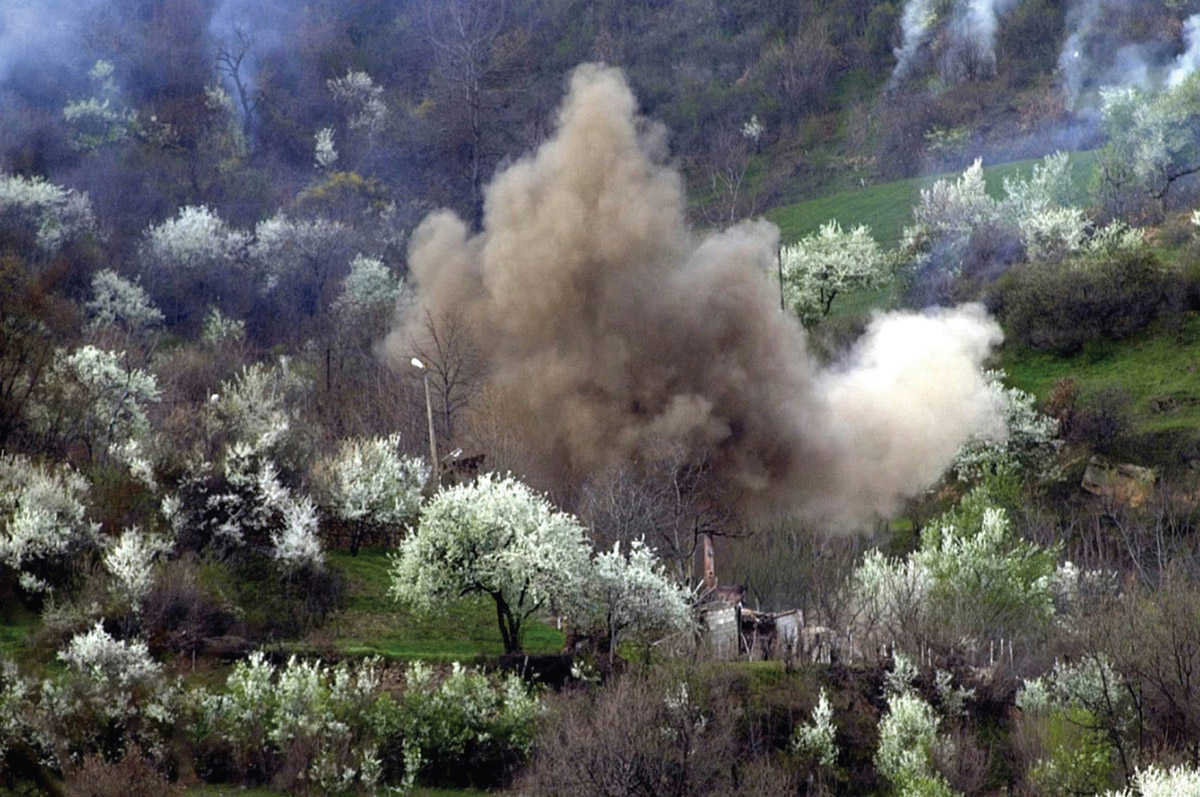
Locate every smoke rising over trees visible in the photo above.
<box><xmin>389</xmin><ymin>64</ymin><xmax>1004</xmax><ymax>522</ymax></box>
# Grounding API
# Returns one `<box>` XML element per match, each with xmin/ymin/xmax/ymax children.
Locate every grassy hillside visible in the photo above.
<box><xmin>1003</xmin><ymin>313</ymin><xmax>1200</xmax><ymax>437</ymax></box>
<box><xmin>766</xmin><ymin>151</ymin><xmax>1098</xmax><ymax>247</ymax></box>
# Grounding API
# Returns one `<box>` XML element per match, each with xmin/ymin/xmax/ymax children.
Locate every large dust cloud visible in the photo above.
<box><xmin>387</xmin><ymin>64</ymin><xmax>1004</xmax><ymax>522</ymax></box>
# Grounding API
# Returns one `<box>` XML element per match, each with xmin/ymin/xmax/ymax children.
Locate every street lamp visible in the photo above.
<box><xmin>411</xmin><ymin>357</ymin><xmax>440</xmax><ymax>490</ymax></box>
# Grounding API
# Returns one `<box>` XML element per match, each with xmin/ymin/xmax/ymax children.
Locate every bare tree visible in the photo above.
<box><xmin>698</xmin><ymin>125</ymin><xmax>753</xmax><ymax>227</ymax></box>
<box><xmin>409</xmin><ymin>310</ymin><xmax>485</xmax><ymax>445</ymax></box>
<box><xmin>215</xmin><ymin>25</ymin><xmax>258</xmax><ymax>141</ymax></box>
<box><xmin>578</xmin><ymin>445</ymin><xmax>744</xmax><ymax>587</ymax></box>
<box><xmin>425</xmin><ymin>0</ymin><xmax>507</xmax><ymax>228</ymax></box>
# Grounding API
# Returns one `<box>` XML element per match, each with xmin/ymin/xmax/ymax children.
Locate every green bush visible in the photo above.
<box><xmin>1026</xmin><ymin>707</ymin><xmax>1114</xmax><ymax>796</ymax></box>
<box><xmin>377</xmin><ymin>661</ymin><xmax>541</xmax><ymax>790</ymax></box>
<box><xmin>998</xmin><ymin>246</ymin><xmax>1169</xmax><ymax>355</ymax></box>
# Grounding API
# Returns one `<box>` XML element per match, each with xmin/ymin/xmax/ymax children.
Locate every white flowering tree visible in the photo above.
<box><xmin>330</xmin><ymin>255</ymin><xmax>406</xmax><ymax>372</ymax></box>
<box><xmin>314</xmin><ymin>127</ymin><xmax>338</xmax><ymax>170</ymax></box>
<box><xmin>85</xmin><ymin>270</ymin><xmax>163</xmax><ymax>338</ymax></box>
<box><xmin>1002</xmin><ymin>152</ymin><xmax>1088</xmax><ymax>263</ymax></box>
<box><xmin>390</xmin><ymin>474</ymin><xmax>592</xmax><ymax>653</ymax></box>
<box><xmin>62</xmin><ymin>60</ymin><xmax>135</xmax><ymax>152</ymax></box>
<box><xmin>214</xmin><ymin>359</ymin><xmax>309</xmax><ymax>461</ymax></box>
<box><xmin>917</xmin><ymin>505</ymin><xmax>1056</xmax><ymax>641</ymax></box>
<box><xmin>333</xmin><ymin>254</ymin><xmax>404</xmax><ymax>326</ymax></box>
<box><xmin>191</xmin><ymin>652</ymin><xmax>387</xmax><ymax>791</ymax></box>
<box><xmin>317</xmin><ymin>434</ymin><xmax>427</xmax><ymax>554</ymax></box>
<box><xmin>104</xmin><ymin>527</ymin><xmax>173</xmax><ymax>609</ymax></box>
<box><xmin>793</xmin><ymin>688</ymin><xmax>838</xmax><ymax>769</ymax></box>
<box><xmin>84</xmin><ymin>270</ymin><xmax>164</xmax><ymax>358</ymax></box>
<box><xmin>249</xmin><ymin>213</ymin><xmax>356</xmax><ymax>318</ymax></box>
<box><xmin>875</xmin><ymin>690</ymin><xmax>955</xmax><ymax>797</ymax></box>
<box><xmin>138</xmin><ymin>205</ymin><xmax>251</xmax><ymax>327</ymax></box>
<box><xmin>780</xmin><ymin>221</ymin><xmax>892</xmax><ymax>325</ymax></box>
<box><xmin>1104</xmin><ymin>764</ymin><xmax>1200</xmax><ymax>797</ymax></box>
<box><xmin>200</xmin><ymin>306</ymin><xmax>246</xmax><ymax>347</ymax></box>
<box><xmin>44</xmin><ymin>621</ymin><xmax>176</xmax><ymax>765</ymax></box>
<box><xmin>851</xmin><ymin>486</ymin><xmax>1056</xmax><ymax>657</ymax></box>
<box><xmin>569</xmin><ymin>539</ymin><xmax>692</xmax><ymax>662</ymax></box>
<box><xmin>205</xmin><ymin>443</ymin><xmax>324</xmax><ymax>571</ymax></box>
<box><xmin>0</xmin><ymin>173</ymin><xmax>97</xmax><ymax>254</ymax></box>
<box><xmin>908</xmin><ymin>159</ymin><xmax>1001</xmax><ymax>270</ymax></box>
<box><xmin>58</xmin><ymin>622</ymin><xmax>162</xmax><ymax>687</ymax></box>
<box><xmin>903</xmin><ymin>154</ymin><xmax>1089</xmax><ymax>287</ymax></box>
<box><xmin>0</xmin><ymin>454</ymin><xmax>98</xmax><ymax>595</ymax></box>
<box><xmin>27</xmin><ymin>345</ymin><xmax>160</xmax><ymax>463</ymax></box>
<box><xmin>141</xmin><ymin>205</ymin><xmax>249</xmax><ymax>275</ymax></box>
<box><xmin>1096</xmin><ymin>79</ymin><xmax>1200</xmax><ymax>215</ymax></box>
<box><xmin>954</xmin><ymin>370</ymin><xmax>1060</xmax><ymax>482</ymax></box>
<box><xmin>327</xmin><ymin>70</ymin><xmax>388</xmax><ymax>166</ymax></box>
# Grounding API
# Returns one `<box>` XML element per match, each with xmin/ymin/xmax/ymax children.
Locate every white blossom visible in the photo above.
<box><xmin>390</xmin><ymin>474</ymin><xmax>592</xmax><ymax>651</ymax></box>
<box><xmin>0</xmin><ymin>173</ymin><xmax>97</xmax><ymax>252</ymax></box>
<box><xmin>272</xmin><ymin>494</ymin><xmax>324</xmax><ymax>571</ymax></box>
<box><xmin>571</xmin><ymin>539</ymin><xmax>693</xmax><ymax>656</ymax></box>
<box><xmin>933</xmin><ymin>669</ymin><xmax>974</xmax><ymax>717</ymax></box>
<box><xmin>780</xmin><ymin>221</ymin><xmax>892</xmax><ymax>325</ymax></box>
<box><xmin>793</xmin><ymin>688</ymin><xmax>838</xmax><ymax>768</ymax></box>
<box><xmin>104</xmin><ymin>527</ymin><xmax>172</xmax><ymax>606</ymax></box>
<box><xmin>954</xmin><ymin>369</ymin><xmax>1059</xmax><ymax>482</ymax></box>
<box><xmin>142</xmin><ymin>205</ymin><xmax>250</xmax><ymax>273</ymax></box>
<box><xmin>1002</xmin><ymin>151</ymin><xmax>1076</xmax><ymax>225</ymax></box>
<box><xmin>1104</xmin><ymin>764</ymin><xmax>1200</xmax><ymax>797</ymax></box>
<box><xmin>200</xmin><ymin>305</ymin><xmax>246</xmax><ymax>346</ymax></box>
<box><xmin>249</xmin><ymin>213</ymin><xmax>354</xmax><ymax>300</ymax></box>
<box><xmin>33</xmin><ymin>345</ymin><xmax>160</xmax><ymax>456</ymax></box>
<box><xmin>0</xmin><ymin>454</ymin><xmax>98</xmax><ymax>592</ymax></box>
<box><xmin>852</xmin><ymin>548</ymin><xmax>931</xmax><ymax>639</ymax></box>
<box><xmin>875</xmin><ymin>691</ymin><xmax>948</xmax><ymax>793</ymax></box>
<box><xmin>84</xmin><ymin>269</ymin><xmax>163</xmax><ymax>336</ymax></box>
<box><xmin>315</xmin><ymin>126</ymin><xmax>338</xmax><ymax>170</ymax></box>
<box><xmin>914</xmin><ymin>160</ymin><xmax>999</xmax><ymax>246</ymax></box>
<box><xmin>194</xmin><ymin>653</ymin><xmax>389</xmax><ymax>791</ymax></box>
<box><xmin>320</xmin><ymin>434</ymin><xmax>427</xmax><ymax>527</ymax></box>
<box><xmin>216</xmin><ymin>360</ymin><xmax>305</xmax><ymax>456</ymax></box>
<box><xmin>1084</xmin><ymin>220</ymin><xmax>1147</xmax><ymax>258</ymax></box>
<box><xmin>852</xmin><ymin>499</ymin><xmax>1056</xmax><ymax>651</ymax></box>
<box><xmin>58</xmin><ymin>622</ymin><xmax>161</xmax><ymax>687</ymax></box>
<box><xmin>333</xmin><ymin>254</ymin><xmax>404</xmax><ymax>320</ymax></box>
<box><xmin>199</xmin><ymin>443</ymin><xmax>324</xmax><ymax>569</ymax></box>
<box><xmin>1019</xmin><ymin>206</ymin><xmax>1090</xmax><ymax>263</ymax></box>
<box><xmin>740</xmin><ymin>114</ymin><xmax>764</xmax><ymax>144</ymax></box>
<box><xmin>63</xmin><ymin>61</ymin><xmax>135</xmax><ymax>152</ymax></box>
<box><xmin>328</xmin><ymin>70</ymin><xmax>388</xmax><ymax>135</ymax></box>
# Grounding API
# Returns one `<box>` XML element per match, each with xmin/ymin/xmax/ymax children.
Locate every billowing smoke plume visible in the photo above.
<box><xmin>890</xmin><ymin>0</ymin><xmax>940</xmax><ymax>88</ymax></box>
<box><xmin>1169</xmin><ymin>15</ymin><xmax>1200</xmax><ymax>88</ymax></box>
<box><xmin>890</xmin><ymin>0</ymin><xmax>1020</xmax><ymax>89</ymax></box>
<box><xmin>1058</xmin><ymin>0</ymin><xmax>1189</xmax><ymax>108</ymax></box>
<box><xmin>388</xmin><ymin>64</ymin><xmax>1005</xmax><ymax>523</ymax></box>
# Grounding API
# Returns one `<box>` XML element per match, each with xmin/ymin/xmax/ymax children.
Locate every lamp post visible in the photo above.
<box><xmin>411</xmin><ymin>357</ymin><xmax>440</xmax><ymax>490</ymax></box>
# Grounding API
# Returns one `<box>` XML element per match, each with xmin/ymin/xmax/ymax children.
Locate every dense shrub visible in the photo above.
<box><xmin>998</xmin><ymin>245</ymin><xmax>1169</xmax><ymax>354</ymax></box>
<box><xmin>378</xmin><ymin>662</ymin><xmax>541</xmax><ymax>790</ymax></box>
<box><xmin>516</xmin><ymin>666</ymin><xmax>797</xmax><ymax>797</ymax></box>
<box><xmin>186</xmin><ymin>653</ymin><xmax>387</xmax><ymax>791</ymax></box>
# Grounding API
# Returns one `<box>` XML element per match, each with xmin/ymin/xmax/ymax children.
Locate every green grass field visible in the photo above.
<box><xmin>322</xmin><ymin>548</ymin><xmax>565</xmax><ymax>661</ymax></box>
<box><xmin>766</xmin><ymin>151</ymin><xmax>1097</xmax><ymax>247</ymax></box>
<box><xmin>1002</xmin><ymin>312</ymin><xmax>1200</xmax><ymax>436</ymax></box>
